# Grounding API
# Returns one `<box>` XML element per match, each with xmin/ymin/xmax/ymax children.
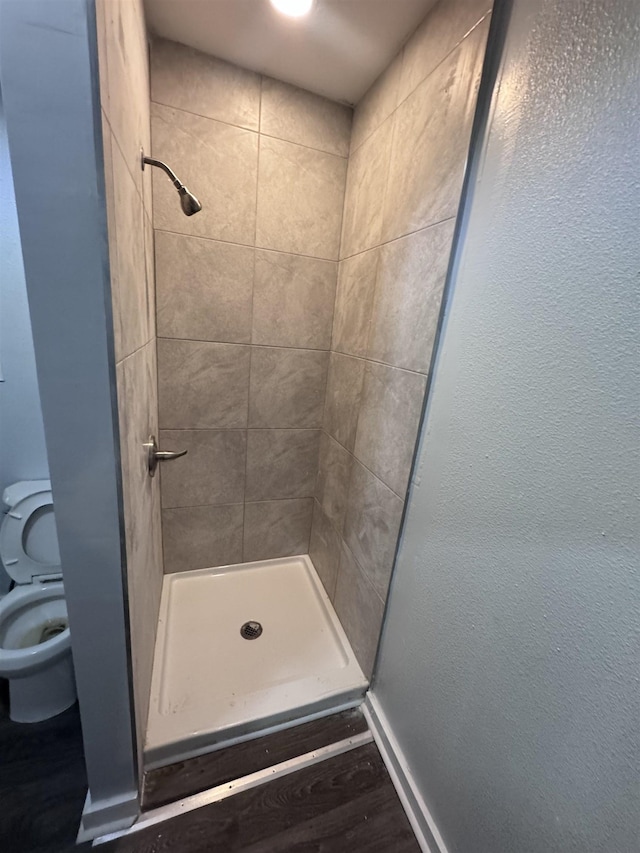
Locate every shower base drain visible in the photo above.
<box><xmin>240</xmin><ymin>621</ymin><xmax>263</xmax><ymax>640</ymax></box>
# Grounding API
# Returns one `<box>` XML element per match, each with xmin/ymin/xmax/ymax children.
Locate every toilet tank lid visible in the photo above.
<box><xmin>2</xmin><ymin>480</ymin><xmax>52</xmax><ymax>509</ymax></box>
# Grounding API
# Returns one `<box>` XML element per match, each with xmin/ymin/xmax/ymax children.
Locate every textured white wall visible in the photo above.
<box><xmin>0</xmin><ymin>98</ymin><xmax>49</xmax><ymax>497</ymax></box>
<box><xmin>373</xmin><ymin>1</ymin><xmax>640</xmax><ymax>851</ymax></box>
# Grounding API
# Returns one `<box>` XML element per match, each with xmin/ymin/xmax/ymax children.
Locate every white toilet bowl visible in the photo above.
<box><xmin>0</xmin><ymin>481</ymin><xmax>76</xmax><ymax>722</ymax></box>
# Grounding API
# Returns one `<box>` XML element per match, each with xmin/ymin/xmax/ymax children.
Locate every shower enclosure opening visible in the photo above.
<box><xmin>96</xmin><ymin>0</ymin><xmax>492</xmax><ymax>771</ymax></box>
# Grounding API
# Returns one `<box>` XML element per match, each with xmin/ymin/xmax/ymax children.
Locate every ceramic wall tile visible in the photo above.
<box><xmin>245</xmin><ymin>429</ymin><xmax>321</xmax><ymax>501</ymax></box>
<box><xmin>110</xmin><ymin>140</ymin><xmax>150</xmax><ymax>360</ymax></box>
<box><xmin>252</xmin><ymin>250</ymin><xmax>337</xmax><ymax>349</ymax></box>
<box><xmin>367</xmin><ymin>220</ymin><xmax>455</xmax><ymax>372</ymax></box>
<box><xmin>159</xmin><ymin>429</ymin><xmax>246</xmax><ymax>508</ymax></box>
<box><xmin>151</xmin><ymin>38</ymin><xmax>261</xmax><ymax>131</ymax></box>
<box><xmin>243</xmin><ymin>498</ymin><xmax>314</xmax><ymax>562</ymax></box>
<box><xmin>354</xmin><ymin>361</ymin><xmax>426</xmax><ymax>496</ymax></box>
<box><xmin>101</xmin><ymin>0</ymin><xmax>150</xmax><ymax>195</ymax></box>
<box><xmin>261</xmin><ymin>77</ymin><xmax>352</xmax><ymax>156</ymax></box>
<box><xmin>315</xmin><ymin>432</ymin><xmax>352</xmax><ymax>534</ymax></box>
<box><xmin>157</xmin><ymin>339</ymin><xmax>250</xmax><ymax>429</ymax></box>
<box><xmin>340</xmin><ymin>115</ymin><xmax>393</xmax><ymax>259</ymax></box>
<box><xmin>97</xmin><ymin>0</ymin><xmax>158</xmax><ymax>752</ymax></box>
<box><xmin>115</xmin><ymin>341</ymin><xmax>163</xmax><ymax>736</ymax></box>
<box><xmin>256</xmin><ymin>135</ymin><xmax>347</xmax><ymax>260</ymax></box>
<box><xmin>331</xmin><ymin>248</ymin><xmax>378</xmax><ymax>358</ymax></box>
<box><xmin>382</xmin><ymin>20</ymin><xmax>489</xmax><ymax>243</ymax></box>
<box><xmin>334</xmin><ymin>542</ymin><xmax>385</xmax><ymax>678</ymax></box>
<box><xmin>309</xmin><ymin>500</ymin><xmax>341</xmax><ymax>600</ymax></box>
<box><xmin>151</xmin><ymin>103</ymin><xmax>258</xmax><ymax>245</ymax></box>
<box><xmin>350</xmin><ymin>52</ymin><xmax>402</xmax><ymax>154</ymax></box>
<box><xmin>143</xmin><ymin>209</ymin><xmax>156</xmax><ymax>338</ymax></box>
<box><xmin>398</xmin><ymin>0</ymin><xmax>491</xmax><ymax>105</ymax></box>
<box><xmin>343</xmin><ymin>461</ymin><xmax>404</xmax><ymax>601</ymax></box>
<box><xmin>323</xmin><ymin>353</ymin><xmax>365</xmax><ymax>452</ymax></box>
<box><xmin>162</xmin><ymin>504</ymin><xmax>244</xmax><ymax>572</ymax></box>
<box><xmin>155</xmin><ymin>232</ymin><xmax>254</xmax><ymax>343</ymax></box>
<box><xmin>249</xmin><ymin>347</ymin><xmax>328</xmax><ymax>429</ymax></box>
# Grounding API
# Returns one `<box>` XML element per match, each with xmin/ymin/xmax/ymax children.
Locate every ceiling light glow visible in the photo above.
<box><xmin>270</xmin><ymin>0</ymin><xmax>313</xmax><ymax>19</ymax></box>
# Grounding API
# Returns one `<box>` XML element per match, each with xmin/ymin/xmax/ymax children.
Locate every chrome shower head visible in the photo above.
<box><xmin>141</xmin><ymin>153</ymin><xmax>202</xmax><ymax>216</ymax></box>
<box><xmin>178</xmin><ymin>185</ymin><xmax>202</xmax><ymax>216</ymax></box>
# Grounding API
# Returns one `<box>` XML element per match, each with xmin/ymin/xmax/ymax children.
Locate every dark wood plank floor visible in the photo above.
<box><xmin>143</xmin><ymin>707</ymin><xmax>368</xmax><ymax>809</ymax></box>
<box><xmin>0</xmin><ymin>680</ymin><xmax>88</xmax><ymax>853</ymax></box>
<box><xmin>101</xmin><ymin>742</ymin><xmax>421</xmax><ymax>852</ymax></box>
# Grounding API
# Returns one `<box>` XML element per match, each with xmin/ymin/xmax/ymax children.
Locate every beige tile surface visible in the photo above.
<box><xmin>260</xmin><ymin>77</ymin><xmax>352</xmax><ymax>157</ymax></box>
<box><xmin>323</xmin><ymin>353</ymin><xmax>365</xmax><ymax>452</ymax></box>
<box><xmin>115</xmin><ymin>341</ymin><xmax>163</xmax><ymax>743</ymax></box>
<box><xmin>334</xmin><ymin>542</ymin><xmax>385</xmax><ymax>678</ymax></box>
<box><xmin>309</xmin><ymin>500</ymin><xmax>341</xmax><ymax>600</ymax></box>
<box><xmin>159</xmin><ymin>429</ymin><xmax>246</xmax><ymax>508</ymax></box>
<box><xmin>343</xmin><ymin>461</ymin><xmax>404</xmax><ymax>601</ymax></box>
<box><xmin>315</xmin><ymin>432</ymin><xmax>352</xmax><ymax>534</ymax></box>
<box><xmin>157</xmin><ymin>339</ymin><xmax>250</xmax><ymax>429</ymax></box>
<box><xmin>245</xmin><ymin>429</ymin><xmax>321</xmax><ymax>501</ymax></box>
<box><xmin>399</xmin><ymin>0</ymin><xmax>491</xmax><ymax>105</ymax></box>
<box><xmin>340</xmin><ymin>115</ymin><xmax>394</xmax><ymax>259</ymax></box>
<box><xmin>101</xmin><ymin>0</ymin><xmax>150</xmax><ymax>195</ymax></box>
<box><xmin>249</xmin><ymin>347</ymin><xmax>328</xmax><ymax>429</ymax></box>
<box><xmin>350</xmin><ymin>52</ymin><xmax>402</xmax><ymax>154</ymax></box>
<box><xmin>382</xmin><ymin>20</ymin><xmax>489</xmax><ymax>243</ymax></box>
<box><xmin>151</xmin><ymin>103</ymin><xmax>258</xmax><ymax>245</ymax></box>
<box><xmin>354</xmin><ymin>361</ymin><xmax>426</xmax><ymax>496</ymax></box>
<box><xmin>155</xmin><ymin>232</ymin><xmax>254</xmax><ymax>343</ymax></box>
<box><xmin>252</xmin><ymin>250</ymin><xmax>337</xmax><ymax>349</ymax></box>
<box><xmin>367</xmin><ymin>220</ymin><xmax>455</xmax><ymax>372</ymax></box>
<box><xmin>332</xmin><ymin>248</ymin><xmax>378</xmax><ymax>358</ymax></box>
<box><xmin>162</xmin><ymin>504</ymin><xmax>244</xmax><ymax>573</ymax></box>
<box><xmin>243</xmin><ymin>498</ymin><xmax>313</xmax><ymax>562</ymax></box>
<box><xmin>256</xmin><ymin>135</ymin><xmax>347</xmax><ymax>260</ymax></box>
<box><xmin>110</xmin><ymin>140</ymin><xmax>150</xmax><ymax>360</ymax></box>
<box><xmin>151</xmin><ymin>39</ymin><xmax>261</xmax><ymax>131</ymax></box>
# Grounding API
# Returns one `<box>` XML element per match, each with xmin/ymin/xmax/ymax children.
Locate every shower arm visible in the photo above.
<box><xmin>141</xmin><ymin>154</ymin><xmax>183</xmax><ymax>190</ymax></box>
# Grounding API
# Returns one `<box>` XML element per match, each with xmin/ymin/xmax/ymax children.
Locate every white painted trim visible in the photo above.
<box><xmin>76</xmin><ymin>789</ymin><xmax>138</xmax><ymax>844</ymax></box>
<box><xmin>93</xmin><ymin>730</ymin><xmax>373</xmax><ymax>846</ymax></box>
<box><xmin>363</xmin><ymin>693</ymin><xmax>448</xmax><ymax>853</ymax></box>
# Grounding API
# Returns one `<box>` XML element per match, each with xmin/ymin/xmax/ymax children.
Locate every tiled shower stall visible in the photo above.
<box><xmin>97</xmin><ymin>0</ymin><xmax>491</xmax><ymax>754</ymax></box>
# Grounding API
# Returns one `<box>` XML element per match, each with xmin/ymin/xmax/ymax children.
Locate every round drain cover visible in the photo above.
<box><xmin>240</xmin><ymin>621</ymin><xmax>263</xmax><ymax>640</ymax></box>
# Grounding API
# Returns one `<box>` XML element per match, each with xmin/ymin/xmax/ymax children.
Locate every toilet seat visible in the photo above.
<box><xmin>0</xmin><ymin>481</ymin><xmax>61</xmax><ymax>585</ymax></box>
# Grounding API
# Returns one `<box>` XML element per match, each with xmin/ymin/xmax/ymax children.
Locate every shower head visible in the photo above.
<box><xmin>178</xmin><ymin>185</ymin><xmax>202</xmax><ymax>216</ymax></box>
<box><xmin>141</xmin><ymin>153</ymin><xmax>202</xmax><ymax>216</ymax></box>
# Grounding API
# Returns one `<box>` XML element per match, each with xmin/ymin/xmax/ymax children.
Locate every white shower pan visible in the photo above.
<box><xmin>145</xmin><ymin>555</ymin><xmax>367</xmax><ymax>766</ymax></box>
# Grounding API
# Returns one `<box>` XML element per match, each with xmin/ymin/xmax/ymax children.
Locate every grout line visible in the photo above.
<box><xmin>163</xmin><ymin>496</ymin><xmax>315</xmax><ymax>512</ymax></box>
<box><xmin>115</xmin><ymin>336</ymin><xmax>155</xmax><ymax>367</ymax></box>
<box><xmin>339</xmin><ymin>215</ymin><xmax>456</xmax><ymax>265</ymax></box>
<box><xmin>151</xmin><ymin>99</ymin><xmax>349</xmax><ymax>160</ymax></box>
<box><xmin>159</xmin><ymin>427</ymin><xmax>323</xmax><ymax>433</ymax></box>
<box><xmin>153</xmin><ymin>336</ymin><xmax>431</xmax><ymax>378</ymax></box>
<box><xmin>323</xmin><ymin>423</ymin><xmax>408</xmax><ymax>503</ymax></box>
<box><xmin>156</xmin><ymin>336</ymin><xmax>334</xmax><ymax>356</ymax></box>
<box><xmin>153</xmin><ymin>226</ymin><xmax>339</xmax><ymax>264</ymax></box>
<box><xmin>350</xmin><ymin>10</ymin><xmax>493</xmax><ymax>157</ymax></box>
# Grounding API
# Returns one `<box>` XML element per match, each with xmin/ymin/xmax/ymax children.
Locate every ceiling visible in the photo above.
<box><xmin>144</xmin><ymin>0</ymin><xmax>437</xmax><ymax>105</ymax></box>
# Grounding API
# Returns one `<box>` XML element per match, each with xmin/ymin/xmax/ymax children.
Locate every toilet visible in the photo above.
<box><xmin>0</xmin><ymin>481</ymin><xmax>76</xmax><ymax>722</ymax></box>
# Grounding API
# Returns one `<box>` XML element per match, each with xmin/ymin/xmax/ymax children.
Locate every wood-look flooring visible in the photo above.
<box><xmin>0</xmin><ymin>681</ymin><xmax>87</xmax><ymax>853</ymax></box>
<box><xmin>0</xmin><ymin>688</ymin><xmax>420</xmax><ymax>852</ymax></box>
<box><xmin>143</xmin><ymin>707</ymin><xmax>369</xmax><ymax>809</ymax></box>
<box><xmin>100</xmin><ymin>741</ymin><xmax>421</xmax><ymax>852</ymax></box>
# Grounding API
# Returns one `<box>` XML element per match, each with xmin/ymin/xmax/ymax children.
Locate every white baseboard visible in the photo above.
<box><xmin>76</xmin><ymin>789</ymin><xmax>139</xmax><ymax>844</ymax></box>
<box><xmin>363</xmin><ymin>693</ymin><xmax>448</xmax><ymax>853</ymax></box>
